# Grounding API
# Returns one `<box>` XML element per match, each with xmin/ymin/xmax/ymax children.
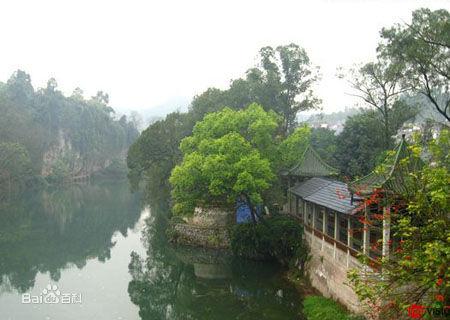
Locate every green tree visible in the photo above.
<box><xmin>127</xmin><ymin>111</ymin><xmax>193</xmax><ymax>190</ymax></box>
<box><xmin>247</xmin><ymin>44</ymin><xmax>320</xmax><ymax>135</ymax></box>
<box><xmin>343</xmin><ymin>60</ymin><xmax>408</xmax><ymax>148</ymax></box>
<box><xmin>0</xmin><ymin>70</ymin><xmax>138</xmax><ymax>191</ymax></box>
<box><xmin>310</xmin><ymin>127</ymin><xmax>338</xmax><ymax>167</ymax></box>
<box><xmin>335</xmin><ymin>103</ymin><xmax>417</xmax><ymax>178</ymax></box>
<box><xmin>0</xmin><ymin>142</ymin><xmax>33</xmax><ymax>198</ymax></box>
<box><xmin>335</xmin><ymin>110</ymin><xmax>388</xmax><ymax>178</ymax></box>
<box><xmin>278</xmin><ymin>125</ymin><xmax>311</xmax><ymax>170</ymax></box>
<box><xmin>169</xmin><ymin>104</ymin><xmax>278</xmax><ymax>216</ymax></box>
<box><xmin>378</xmin><ymin>8</ymin><xmax>450</xmax><ymax>121</ymax></box>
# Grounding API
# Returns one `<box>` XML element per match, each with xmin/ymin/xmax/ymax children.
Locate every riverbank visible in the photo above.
<box><xmin>168</xmin><ymin>217</ymin><xmax>363</xmax><ymax>320</ymax></box>
<box><xmin>285</xmin><ymin>269</ymin><xmax>364</xmax><ymax>320</ymax></box>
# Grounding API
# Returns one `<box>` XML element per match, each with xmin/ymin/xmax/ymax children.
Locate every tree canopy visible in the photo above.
<box><xmin>169</xmin><ymin>104</ymin><xmax>279</xmax><ymax>216</ymax></box>
<box><xmin>378</xmin><ymin>8</ymin><xmax>450</xmax><ymax>121</ymax></box>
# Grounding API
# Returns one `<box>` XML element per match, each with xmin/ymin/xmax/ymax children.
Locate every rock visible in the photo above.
<box><xmin>170</xmin><ymin>223</ymin><xmax>230</xmax><ymax>249</ymax></box>
<box><xmin>191</xmin><ymin>206</ymin><xmax>233</xmax><ymax>227</ymax></box>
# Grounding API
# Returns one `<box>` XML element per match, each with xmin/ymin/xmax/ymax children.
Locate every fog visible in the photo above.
<box><xmin>0</xmin><ymin>0</ymin><xmax>448</xmax><ymax>116</ymax></box>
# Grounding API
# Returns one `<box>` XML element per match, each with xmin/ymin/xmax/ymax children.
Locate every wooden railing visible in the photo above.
<box><xmin>303</xmin><ymin>220</ymin><xmax>381</xmax><ymax>270</ymax></box>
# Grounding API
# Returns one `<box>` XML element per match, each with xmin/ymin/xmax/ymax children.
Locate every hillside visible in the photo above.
<box><xmin>0</xmin><ymin>70</ymin><xmax>139</xmax><ymax>195</ymax></box>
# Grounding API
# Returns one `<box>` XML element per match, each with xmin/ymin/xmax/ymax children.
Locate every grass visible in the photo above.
<box><xmin>303</xmin><ymin>296</ymin><xmax>365</xmax><ymax>320</ymax></box>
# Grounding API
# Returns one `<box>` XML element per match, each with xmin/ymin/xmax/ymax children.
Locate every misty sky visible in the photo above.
<box><xmin>1</xmin><ymin>0</ymin><xmax>448</xmax><ymax>116</ymax></box>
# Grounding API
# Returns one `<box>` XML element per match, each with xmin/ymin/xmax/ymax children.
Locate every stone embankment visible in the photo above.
<box><xmin>169</xmin><ymin>206</ymin><xmax>233</xmax><ymax>249</ymax></box>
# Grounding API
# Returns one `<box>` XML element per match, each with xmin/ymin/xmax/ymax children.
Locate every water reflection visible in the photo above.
<box><xmin>0</xmin><ymin>181</ymin><xmax>141</xmax><ymax>293</ymax></box>
<box><xmin>128</xmin><ymin>197</ymin><xmax>304</xmax><ymax>320</ymax></box>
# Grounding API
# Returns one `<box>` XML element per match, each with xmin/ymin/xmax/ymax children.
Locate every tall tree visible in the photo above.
<box><xmin>335</xmin><ymin>103</ymin><xmax>416</xmax><ymax>178</ymax></box>
<box><xmin>310</xmin><ymin>127</ymin><xmax>338</xmax><ymax>167</ymax></box>
<box><xmin>247</xmin><ymin>44</ymin><xmax>320</xmax><ymax>135</ymax></box>
<box><xmin>378</xmin><ymin>8</ymin><xmax>450</xmax><ymax>121</ymax></box>
<box><xmin>335</xmin><ymin>110</ymin><xmax>386</xmax><ymax>178</ymax></box>
<box><xmin>343</xmin><ymin>59</ymin><xmax>408</xmax><ymax>148</ymax></box>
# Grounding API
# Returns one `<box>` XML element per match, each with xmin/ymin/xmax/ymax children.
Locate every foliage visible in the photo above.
<box><xmin>334</xmin><ymin>110</ymin><xmax>389</xmax><ymax>178</ymax></box>
<box><xmin>126</xmin><ymin>111</ymin><xmax>193</xmax><ymax>190</ymax></box>
<box><xmin>310</xmin><ymin>127</ymin><xmax>338</xmax><ymax>167</ymax></box>
<box><xmin>378</xmin><ymin>8</ymin><xmax>450</xmax><ymax>121</ymax></box>
<box><xmin>303</xmin><ymin>296</ymin><xmax>364</xmax><ymax>320</ymax></box>
<box><xmin>128</xmin><ymin>43</ymin><xmax>320</xmax><ymax>198</ymax></box>
<box><xmin>278</xmin><ymin>125</ymin><xmax>311</xmax><ymax>170</ymax></box>
<box><xmin>230</xmin><ymin>215</ymin><xmax>307</xmax><ymax>267</ymax></box>
<box><xmin>0</xmin><ymin>70</ymin><xmax>139</xmax><ymax>191</ymax></box>
<box><xmin>189</xmin><ymin>44</ymin><xmax>320</xmax><ymax>136</ymax></box>
<box><xmin>169</xmin><ymin>104</ymin><xmax>277</xmax><ymax>216</ymax></box>
<box><xmin>335</xmin><ymin>105</ymin><xmax>417</xmax><ymax>178</ymax></box>
<box><xmin>343</xmin><ymin>59</ymin><xmax>409</xmax><ymax>148</ymax></box>
<box><xmin>245</xmin><ymin>44</ymin><xmax>321</xmax><ymax>135</ymax></box>
<box><xmin>348</xmin><ymin>129</ymin><xmax>450</xmax><ymax>318</ymax></box>
<box><xmin>0</xmin><ymin>142</ymin><xmax>33</xmax><ymax>198</ymax></box>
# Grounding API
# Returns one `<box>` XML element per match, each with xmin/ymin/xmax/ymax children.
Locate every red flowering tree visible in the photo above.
<box><xmin>348</xmin><ymin>130</ymin><xmax>450</xmax><ymax>319</ymax></box>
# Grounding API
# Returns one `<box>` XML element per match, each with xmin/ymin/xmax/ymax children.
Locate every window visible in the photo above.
<box><xmin>339</xmin><ymin>216</ymin><xmax>348</xmax><ymax>244</ymax></box>
<box><xmin>289</xmin><ymin>195</ymin><xmax>296</xmax><ymax>213</ymax></box>
<box><xmin>305</xmin><ymin>202</ymin><xmax>313</xmax><ymax>226</ymax></box>
<box><xmin>297</xmin><ymin>198</ymin><xmax>303</xmax><ymax>217</ymax></box>
<box><xmin>315</xmin><ymin>206</ymin><xmax>323</xmax><ymax>231</ymax></box>
<box><xmin>350</xmin><ymin>218</ymin><xmax>363</xmax><ymax>251</ymax></box>
<box><xmin>326</xmin><ymin>211</ymin><xmax>335</xmax><ymax>237</ymax></box>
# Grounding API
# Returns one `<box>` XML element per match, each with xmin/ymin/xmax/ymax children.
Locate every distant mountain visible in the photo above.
<box><xmin>301</xmin><ymin>108</ymin><xmax>360</xmax><ymax>133</ymax></box>
<box><xmin>114</xmin><ymin>96</ymin><xmax>191</xmax><ymax>128</ymax></box>
<box><xmin>140</xmin><ymin>96</ymin><xmax>190</xmax><ymax>126</ymax></box>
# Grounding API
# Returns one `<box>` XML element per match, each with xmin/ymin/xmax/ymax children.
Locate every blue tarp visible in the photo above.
<box><xmin>236</xmin><ymin>199</ymin><xmax>263</xmax><ymax>224</ymax></box>
<box><xmin>236</xmin><ymin>201</ymin><xmax>253</xmax><ymax>224</ymax></box>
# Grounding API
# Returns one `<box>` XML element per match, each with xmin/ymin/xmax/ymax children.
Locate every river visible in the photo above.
<box><xmin>0</xmin><ymin>180</ymin><xmax>304</xmax><ymax>319</ymax></box>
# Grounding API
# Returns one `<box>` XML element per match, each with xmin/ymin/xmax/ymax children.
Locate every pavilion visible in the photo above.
<box><xmin>285</xmin><ymin>137</ymin><xmax>413</xmax><ymax>270</ymax></box>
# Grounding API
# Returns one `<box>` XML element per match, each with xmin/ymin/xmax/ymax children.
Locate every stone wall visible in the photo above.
<box><xmin>170</xmin><ymin>223</ymin><xmax>230</xmax><ymax>249</ymax></box>
<box><xmin>304</xmin><ymin>230</ymin><xmax>364</xmax><ymax>315</ymax></box>
<box><xmin>169</xmin><ymin>206</ymin><xmax>233</xmax><ymax>249</ymax></box>
<box><xmin>190</xmin><ymin>206</ymin><xmax>233</xmax><ymax>227</ymax></box>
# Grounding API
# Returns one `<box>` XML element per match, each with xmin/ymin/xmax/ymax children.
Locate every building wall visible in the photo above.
<box><xmin>304</xmin><ymin>229</ymin><xmax>364</xmax><ymax>315</ymax></box>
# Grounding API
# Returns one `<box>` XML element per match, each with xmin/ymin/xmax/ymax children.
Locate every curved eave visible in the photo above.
<box><xmin>349</xmin><ymin>138</ymin><xmax>410</xmax><ymax>196</ymax></box>
<box><xmin>287</xmin><ymin>145</ymin><xmax>339</xmax><ymax>177</ymax></box>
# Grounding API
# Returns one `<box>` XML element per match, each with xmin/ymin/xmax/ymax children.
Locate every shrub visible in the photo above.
<box><xmin>230</xmin><ymin>215</ymin><xmax>307</xmax><ymax>266</ymax></box>
<box><xmin>303</xmin><ymin>296</ymin><xmax>364</xmax><ymax>320</ymax></box>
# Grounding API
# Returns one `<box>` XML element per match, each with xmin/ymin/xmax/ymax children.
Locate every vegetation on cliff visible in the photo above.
<box><xmin>0</xmin><ymin>70</ymin><xmax>139</xmax><ymax>197</ymax></box>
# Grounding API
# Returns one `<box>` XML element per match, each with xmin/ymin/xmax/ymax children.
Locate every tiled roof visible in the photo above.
<box><xmin>290</xmin><ymin>177</ymin><xmax>359</xmax><ymax>214</ymax></box>
<box><xmin>288</xmin><ymin>145</ymin><xmax>339</xmax><ymax>177</ymax></box>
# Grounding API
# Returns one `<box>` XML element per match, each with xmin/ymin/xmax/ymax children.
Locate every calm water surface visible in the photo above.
<box><xmin>0</xmin><ymin>181</ymin><xmax>303</xmax><ymax>320</ymax></box>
